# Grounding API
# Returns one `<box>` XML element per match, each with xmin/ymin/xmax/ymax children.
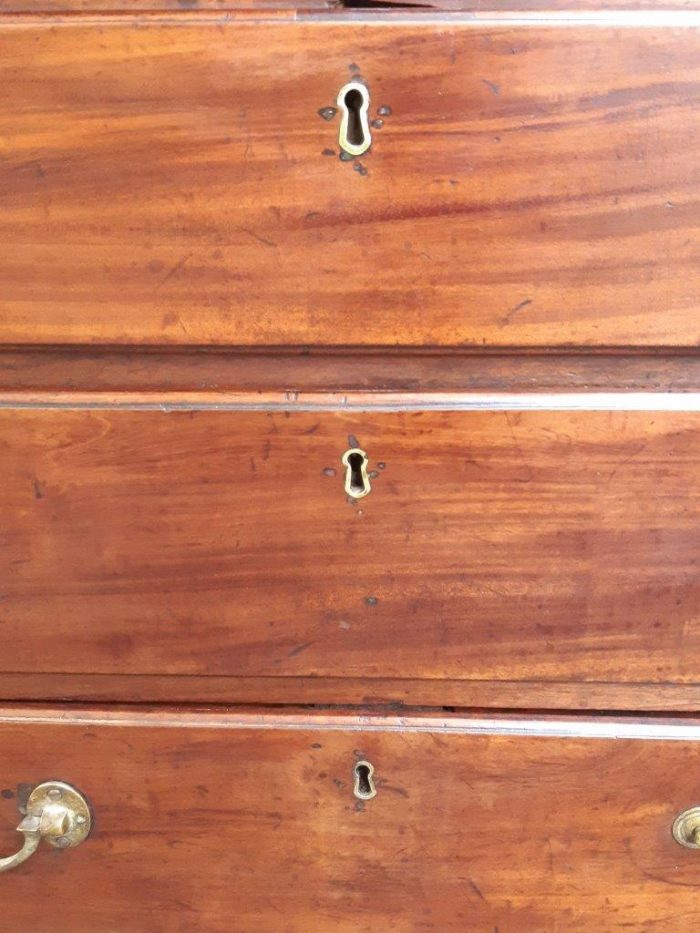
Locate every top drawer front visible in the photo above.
<box><xmin>2</xmin><ymin>20</ymin><xmax>700</xmax><ymax>347</ymax></box>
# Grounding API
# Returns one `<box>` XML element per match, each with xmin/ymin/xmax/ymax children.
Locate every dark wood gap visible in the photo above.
<box><xmin>5</xmin><ymin>698</ymin><xmax>700</xmax><ymax>719</ymax></box>
<box><xmin>2</xmin><ymin>674</ymin><xmax>700</xmax><ymax>711</ymax></box>
<box><xmin>4</xmin><ymin>346</ymin><xmax>700</xmax><ymax>396</ymax></box>
<box><xmin>4</xmin><ymin>344</ymin><xmax>700</xmax><ymax>356</ymax></box>
<box><xmin>341</xmin><ymin>0</ymin><xmax>432</xmax><ymax>9</ymax></box>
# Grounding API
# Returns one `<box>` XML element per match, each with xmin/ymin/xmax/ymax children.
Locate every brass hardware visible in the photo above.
<box><xmin>353</xmin><ymin>760</ymin><xmax>377</xmax><ymax>801</ymax></box>
<box><xmin>673</xmin><ymin>806</ymin><xmax>700</xmax><ymax>848</ymax></box>
<box><xmin>342</xmin><ymin>447</ymin><xmax>371</xmax><ymax>499</ymax></box>
<box><xmin>337</xmin><ymin>81</ymin><xmax>372</xmax><ymax>158</ymax></box>
<box><xmin>0</xmin><ymin>781</ymin><xmax>91</xmax><ymax>873</ymax></box>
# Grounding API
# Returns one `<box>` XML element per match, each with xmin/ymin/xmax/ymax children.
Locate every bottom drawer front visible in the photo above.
<box><xmin>0</xmin><ymin>709</ymin><xmax>698</xmax><ymax>932</ymax></box>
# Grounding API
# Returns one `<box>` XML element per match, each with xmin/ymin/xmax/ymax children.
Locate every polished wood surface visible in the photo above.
<box><xmin>0</xmin><ymin>1</ymin><xmax>331</xmax><ymax>9</ymax></box>
<box><xmin>7</xmin><ymin>671</ymin><xmax>700</xmax><ymax>710</ymax></box>
<box><xmin>4</xmin><ymin>407</ymin><xmax>700</xmax><ymax>706</ymax></box>
<box><xmin>0</xmin><ymin>1</ymin><xmax>694</xmax><ymax>11</ymax></box>
<box><xmin>0</xmin><ymin>706</ymin><xmax>699</xmax><ymax>931</ymax></box>
<box><xmin>4</xmin><ymin>347</ymin><xmax>700</xmax><ymax>402</ymax></box>
<box><xmin>1</xmin><ymin>0</ymin><xmax>697</xmax><ymax>925</ymax></box>
<box><xmin>2</xmin><ymin>19</ymin><xmax>700</xmax><ymax>346</ymax></box>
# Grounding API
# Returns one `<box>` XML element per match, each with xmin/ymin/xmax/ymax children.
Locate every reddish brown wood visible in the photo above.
<box><xmin>6</xmin><ymin>672</ymin><xmax>700</xmax><ymax>710</ymax></box>
<box><xmin>3</xmin><ymin>408</ymin><xmax>700</xmax><ymax>706</ymax></box>
<box><xmin>1</xmin><ymin>2</ymin><xmax>698</xmax><ymax>925</ymax></box>
<box><xmin>0</xmin><ymin>1</ymin><xmax>693</xmax><ymax>10</ymax></box>
<box><xmin>4</xmin><ymin>347</ymin><xmax>700</xmax><ymax>399</ymax></box>
<box><xmin>0</xmin><ymin>0</ymin><xmax>691</xmax><ymax>10</ymax></box>
<box><xmin>0</xmin><ymin>0</ymin><xmax>335</xmax><ymax>11</ymax></box>
<box><xmin>1</xmin><ymin>20</ymin><xmax>700</xmax><ymax>346</ymax></box>
<box><xmin>0</xmin><ymin>706</ymin><xmax>697</xmax><ymax>930</ymax></box>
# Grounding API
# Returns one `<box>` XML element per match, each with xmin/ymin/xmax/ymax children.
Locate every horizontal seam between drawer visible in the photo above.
<box><xmin>5</xmin><ymin>392</ymin><xmax>700</xmax><ymax>411</ymax></box>
<box><xmin>4</xmin><ymin>674</ymin><xmax>700</xmax><ymax>686</ymax></box>
<box><xmin>1</xmin><ymin>710</ymin><xmax>700</xmax><ymax>740</ymax></box>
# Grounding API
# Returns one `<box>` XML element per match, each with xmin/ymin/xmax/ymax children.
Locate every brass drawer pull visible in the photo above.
<box><xmin>0</xmin><ymin>781</ymin><xmax>91</xmax><ymax>874</ymax></box>
<box><xmin>673</xmin><ymin>806</ymin><xmax>700</xmax><ymax>848</ymax></box>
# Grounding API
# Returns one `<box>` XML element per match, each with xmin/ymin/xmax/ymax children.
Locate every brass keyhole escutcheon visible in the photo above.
<box><xmin>673</xmin><ymin>806</ymin><xmax>700</xmax><ymax>848</ymax></box>
<box><xmin>337</xmin><ymin>81</ymin><xmax>372</xmax><ymax>158</ymax></box>
<box><xmin>353</xmin><ymin>760</ymin><xmax>377</xmax><ymax>801</ymax></box>
<box><xmin>342</xmin><ymin>448</ymin><xmax>371</xmax><ymax>499</ymax></box>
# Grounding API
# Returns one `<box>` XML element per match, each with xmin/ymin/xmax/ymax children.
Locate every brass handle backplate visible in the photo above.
<box><xmin>673</xmin><ymin>806</ymin><xmax>700</xmax><ymax>849</ymax></box>
<box><xmin>0</xmin><ymin>781</ymin><xmax>91</xmax><ymax>873</ymax></box>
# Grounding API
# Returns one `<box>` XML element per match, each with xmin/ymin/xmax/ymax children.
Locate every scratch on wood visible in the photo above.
<box><xmin>501</xmin><ymin>298</ymin><xmax>533</xmax><ymax>326</ymax></box>
<box><xmin>157</xmin><ymin>252</ymin><xmax>192</xmax><ymax>289</ymax></box>
<box><xmin>468</xmin><ymin>879</ymin><xmax>488</xmax><ymax>904</ymax></box>
<box><xmin>482</xmin><ymin>79</ymin><xmax>501</xmax><ymax>96</ymax></box>
<box><xmin>504</xmin><ymin>411</ymin><xmax>534</xmax><ymax>483</ymax></box>
<box><xmin>287</xmin><ymin>642</ymin><xmax>312</xmax><ymax>658</ymax></box>
<box><xmin>380</xmin><ymin>783</ymin><xmax>409</xmax><ymax>798</ymax></box>
<box><xmin>240</xmin><ymin>227</ymin><xmax>277</xmax><ymax>248</ymax></box>
<box><xmin>606</xmin><ymin>440</ymin><xmax>649</xmax><ymax>483</ymax></box>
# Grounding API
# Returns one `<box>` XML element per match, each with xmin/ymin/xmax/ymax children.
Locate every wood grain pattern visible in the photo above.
<box><xmin>5</xmin><ymin>347</ymin><xmax>700</xmax><ymax>399</ymax></box>
<box><xmin>1</xmin><ymin>20</ymin><xmax>700</xmax><ymax>346</ymax></box>
<box><xmin>0</xmin><ymin>1</ymin><xmax>692</xmax><ymax>11</ymax></box>
<box><xmin>0</xmin><ymin>1</ymin><xmax>332</xmax><ymax>10</ymax></box>
<box><xmin>6</xmin><ymin>672</ymin><xmax>700</xmax><ymax>709</ymax></box>
<box><xmin>4</xmin><ymin>408</ymin><xmax>700</xmax><ymax>706</ymax></box>
<box><xmin>0</xmin><ymin>706</ymin><xmax>699</xmax><ymax>931</ymax></box>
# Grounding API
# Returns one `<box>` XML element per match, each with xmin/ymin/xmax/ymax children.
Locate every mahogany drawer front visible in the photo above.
<box><xmin>2</xmin><ymin>19</ymin><xmax>700</xmax><ymax>348</ymax></box>
<box><xmin>4</xmin><ymin>406</ymin><xmax>700</xmax><ymax>709</ymax></box>
<box><xmin>1</xmin><ymin>708</ymin><xmax>700</xmax><ymax>931</ymax></box>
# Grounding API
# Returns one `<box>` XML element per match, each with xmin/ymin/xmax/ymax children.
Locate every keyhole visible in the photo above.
<box><xmin>344</xmin><ymin>89</ymin><xmax>365</xmax><ymax>147</ymax></box>
<box><xmin>353</xmin><ymin>760</ymin><xmax>377</xmax><ymax>800</ymax></box>
<box><xmin>347</xmin><ymin>452</ymin><xmax>365</xmax><ymax>494</ymax></box>
<box><xmin>342</xmin><ymin>447</ymin><xmax>371</xmax><ymax>499</ymax></box>
<box><xmin>337</xmin><ymin>81</ymin><xmax>372</xmax><ymax>157</ymax></box>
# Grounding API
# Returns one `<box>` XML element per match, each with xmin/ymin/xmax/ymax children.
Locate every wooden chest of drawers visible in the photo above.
<box><xmin>2</xmin><ymin>0</ymin><xmax>700</xmax><ymax>928</ymax></box>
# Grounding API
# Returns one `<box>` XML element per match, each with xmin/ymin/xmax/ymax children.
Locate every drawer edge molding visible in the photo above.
<box><xmin>3</xmin><ymin>705</ymin><xmax>700</xmax><ymax>742</ymax></box>
<box><xmin>4</xmin><ymin>391</ymin><xmax>700</xmax><ymax>411</ymax></box>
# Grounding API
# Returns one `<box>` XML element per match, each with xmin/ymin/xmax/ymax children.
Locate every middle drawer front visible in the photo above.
<box><xmin>4</xmin><ymin>407</ymin><xmax>700</xmax><ymax>706</ymax></box>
